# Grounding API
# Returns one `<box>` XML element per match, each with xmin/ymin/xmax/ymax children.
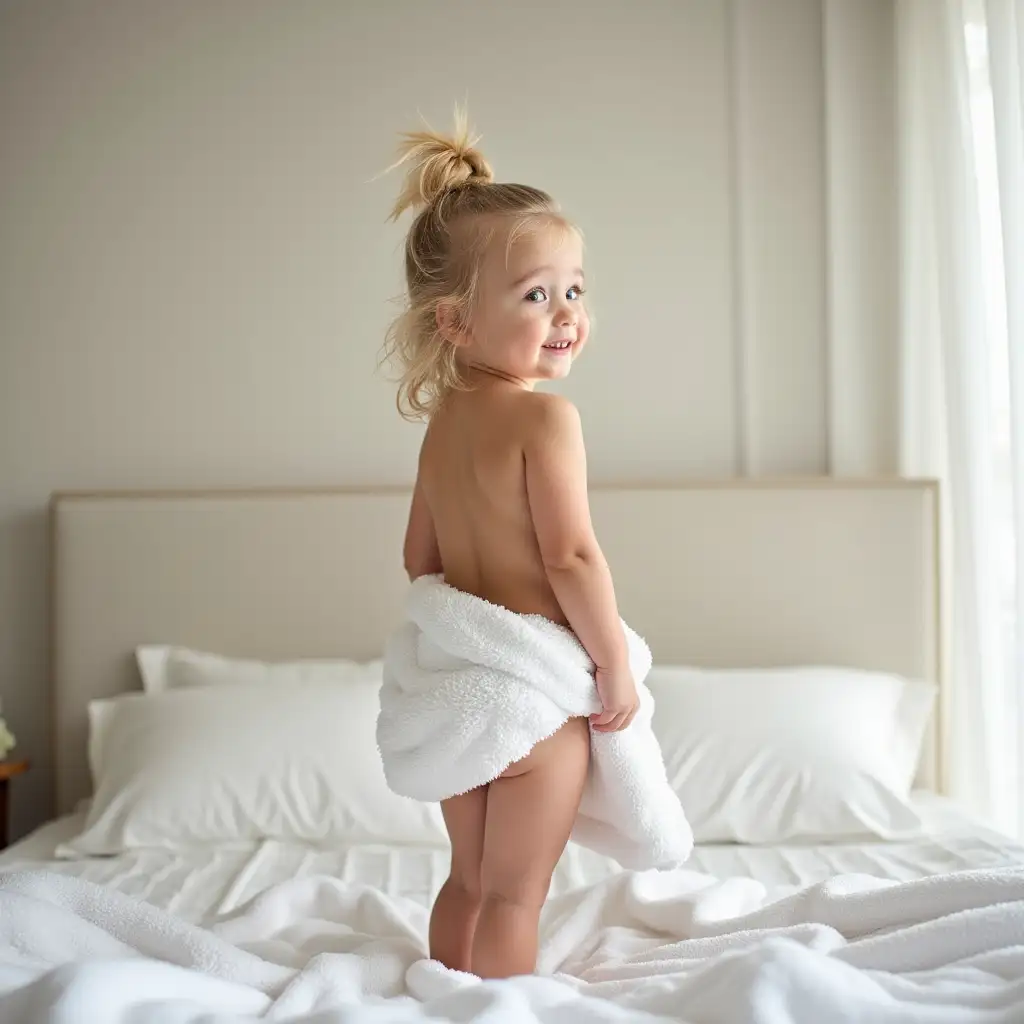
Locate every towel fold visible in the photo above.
<box><xmin>376</xmin><ymin>575</ymin><xmax>693</xmax><ymax>870</ymax></box>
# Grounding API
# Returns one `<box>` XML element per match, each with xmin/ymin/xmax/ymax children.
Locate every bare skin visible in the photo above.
<box><xmin>402</xmin><ymin>221</ymin><xmax>638</xmax><ymax>979</ymax></box>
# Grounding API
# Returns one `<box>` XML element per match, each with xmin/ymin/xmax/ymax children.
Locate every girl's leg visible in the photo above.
<box><xmin>471</xmin><ymin>717</ymin><xmax>590</xmax><ymax>979</ymax></box>
<box><xmin>429</xmin><ymin>785</ymin><xmax>488</xmax><ymax>971</ymax></box>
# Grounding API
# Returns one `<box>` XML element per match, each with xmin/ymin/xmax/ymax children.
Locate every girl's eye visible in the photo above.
<box><xmin>525</xmin><ymin>288</ymin><xmax>546</xmax><ymax>302</ymax></box>
<box><xmin>567</xmin><ymin>285</ymin><xmax>586</xmax><ymax>301</ymax></box>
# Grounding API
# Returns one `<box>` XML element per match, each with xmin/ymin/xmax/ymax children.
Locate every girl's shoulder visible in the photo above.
<box><xmin>513</xmin><ymin>393</ymin><xmax>585</xmax><ymax>462</ymax></box>
<box><xmin>517</xmin><ymin>390</ymin><xmax>581</xmax><ymax>432</ymax></box>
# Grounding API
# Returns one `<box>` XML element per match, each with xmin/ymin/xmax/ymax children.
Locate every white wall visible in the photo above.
<box><xmin>0</xmin><ymin>0</ymin><xmax>898</xmax><ymax>840</ymax></box>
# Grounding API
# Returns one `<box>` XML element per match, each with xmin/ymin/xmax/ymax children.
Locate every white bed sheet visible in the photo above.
<box><xmin>3</xmin><ymin>791</ymin><xmax>1023</xmax><ymax>924</ymax></box>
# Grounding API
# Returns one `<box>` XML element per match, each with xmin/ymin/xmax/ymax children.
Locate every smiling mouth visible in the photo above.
<box><xmin>542</xmin><ymin>340</ymin><xmax>574</xmax><ymax>350</ymax></box>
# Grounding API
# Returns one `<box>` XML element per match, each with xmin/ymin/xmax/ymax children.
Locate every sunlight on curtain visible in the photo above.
<box><xmin>964</xmin><ymin>1</ymin><xmax>1017</xmax><ymax>830</ymax></box>
<box><xmin>898</xmin><ymin>0</ymin><xmax>1023</xmax><ymax>836</ymax></box>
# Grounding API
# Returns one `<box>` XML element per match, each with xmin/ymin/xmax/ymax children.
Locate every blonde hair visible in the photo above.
<box><xmin>381</xmin><ymin>110</ymin><xmax>573</xmax><ymax>420</ymax></box>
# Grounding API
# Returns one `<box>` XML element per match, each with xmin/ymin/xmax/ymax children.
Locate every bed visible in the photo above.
<box><xmin>2</xmin><ymin>480</ymin><xmax>1024</xmax><ymax>1022</ymax></box>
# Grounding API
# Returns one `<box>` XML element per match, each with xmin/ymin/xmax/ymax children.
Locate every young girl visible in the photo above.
<box><xmin>384</xmin><ymin>115</ymin><xmax>639</xmax><ymax>980</ymax></box>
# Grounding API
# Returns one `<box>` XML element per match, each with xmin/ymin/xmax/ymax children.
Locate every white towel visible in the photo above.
<box><xmin>376</xmin><ymin>574</ymin><xmax>693</xmax><ymax>870</ymax></box>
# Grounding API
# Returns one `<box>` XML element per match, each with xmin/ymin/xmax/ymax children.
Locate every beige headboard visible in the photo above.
<box><xmin>50</xmin><ymin>480</ymin><xmax>943</xmax><ymax>816</ymax></box>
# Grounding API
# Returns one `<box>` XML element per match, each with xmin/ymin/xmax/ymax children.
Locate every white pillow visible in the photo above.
<box><xmin>135</xmin><ymin>645</ymin><xmax>376</xmax><ymax>693</ymax></box>
<box><xmin>59</xmin><ymin>667</ymin><xmax>446</xmax><ymax>856</ymax></box>
<box><xmin>647</xmin><ymin>665</ymin><xmax>936</xmax><ymax>844</ymax></box>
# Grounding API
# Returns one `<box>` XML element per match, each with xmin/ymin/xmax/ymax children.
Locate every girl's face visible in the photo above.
<box><xmin>453</xmin><ymin>220</ymin><xmax>589</xmax><ymax>386</ymax></box>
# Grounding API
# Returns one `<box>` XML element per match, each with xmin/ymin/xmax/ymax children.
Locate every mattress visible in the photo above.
<box><xmin>2</xmin><ymin>791</ymin><xmax>1022</xmax><ymax>924</ymax></box>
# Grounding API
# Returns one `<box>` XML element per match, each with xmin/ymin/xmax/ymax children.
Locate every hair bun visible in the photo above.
<box><xmin>386</xmin><ymin>108</ymin><xmax>493</xmax><ymax>221</ymax></box>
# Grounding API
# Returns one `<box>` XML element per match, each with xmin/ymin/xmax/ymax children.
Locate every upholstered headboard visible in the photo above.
<box><xmin>50</xmin><ymin>480</ymin><xmax>943</xmax><ymax>815</ymax></box>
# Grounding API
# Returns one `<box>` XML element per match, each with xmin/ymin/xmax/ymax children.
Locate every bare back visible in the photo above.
<box><xmin>417</xmin><ymin>386</ymin><xmax>568</xmax><ymax>626</ymax></box>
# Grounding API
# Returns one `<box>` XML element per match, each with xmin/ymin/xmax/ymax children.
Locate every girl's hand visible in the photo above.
<box><xmin>591</xmin><ymin>665</ymin><xmax>639</xmax><ymax>732</ymax></box>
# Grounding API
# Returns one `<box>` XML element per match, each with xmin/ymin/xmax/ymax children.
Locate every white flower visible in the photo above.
<box><xmin>0</xmin><ymin>716</ymin><xmax>15</xmax><ymax>759</ymax></box>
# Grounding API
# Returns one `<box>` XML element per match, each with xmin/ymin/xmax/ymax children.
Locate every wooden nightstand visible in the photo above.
<box><xmin>0</xmin><ymin>759</ymin><xmax>29</xmax><ymax>851</ymax></box>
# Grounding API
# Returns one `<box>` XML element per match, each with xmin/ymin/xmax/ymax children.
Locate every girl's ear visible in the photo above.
<box><xmin>436</xmin><ymin>301</ymin><xmax>470</xmax><ymax>347</ymax></box>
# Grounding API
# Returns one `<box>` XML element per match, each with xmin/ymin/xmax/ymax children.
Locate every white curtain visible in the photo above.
<box><xmin>897</xmin><ymin>0</ymin><xmax>1024</xmax><ymax>835</ymax></box>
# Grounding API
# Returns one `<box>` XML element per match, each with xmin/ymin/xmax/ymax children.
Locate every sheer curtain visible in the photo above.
<box><xmin>897</xmin><ymin>0</ymin><xmax>1024</xmax><ymax>834</ymax></box>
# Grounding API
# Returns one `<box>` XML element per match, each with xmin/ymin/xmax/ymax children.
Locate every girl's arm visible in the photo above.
<box><xmin>403</xmin><ymin>477</ymin><xmax>443</xmax><ymax>580</ymax></box>
<box><xmin>523</xmin><ymin>395</ymin><xmax>638</xmax><ymax>731</ymax></box>
<box><xmin>523</xmin><ymin>395</ymin><xmax>629</xmax><ymax>674</ymax></box>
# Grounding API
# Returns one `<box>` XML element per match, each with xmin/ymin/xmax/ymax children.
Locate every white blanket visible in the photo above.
<box><xmin>3</xmin><ymin>863</ymin><xmax>1024</xmax><ymax>1021</ymax></box>
<box><xmin>376</xmin><ymin>574</ymin><xmax>693</xmax><ymax>870</ymax></box>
